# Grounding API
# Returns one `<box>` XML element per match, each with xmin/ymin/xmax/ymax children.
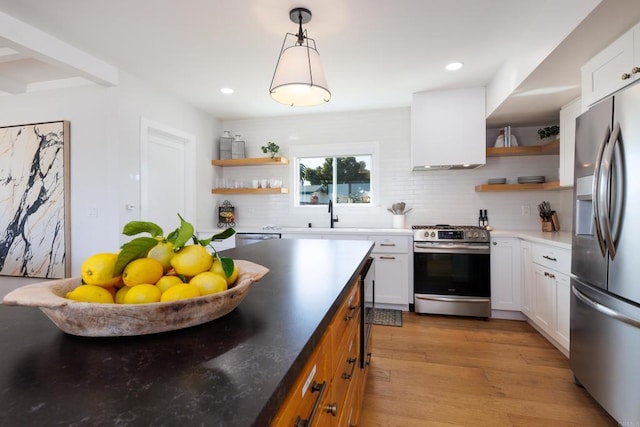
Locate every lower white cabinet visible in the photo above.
<box><xmin>527</xmin><ymin>242</ymin><xmax>571</xmax><ymax>354</ymax></box>
<box><xmin>520</xmin><ymin>241</ymin><xmax>534</xmax><ymax>317</ymax></box>
<box><xmin>490</xmin><ymin>237</ymin><xmax>521</xmax><ymax>311</ymax></box>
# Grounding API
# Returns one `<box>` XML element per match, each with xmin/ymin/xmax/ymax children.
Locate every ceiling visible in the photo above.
<box><xmin>0</xmin><ymin>0</ymin><xmax>639</xmax><ymax>126</ymax></box>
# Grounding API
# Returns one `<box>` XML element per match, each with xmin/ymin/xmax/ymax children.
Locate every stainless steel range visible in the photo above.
<box><xmin>413</xmin><ymin>225</ymin><xmax>491</xmax><ymax>318</ymax></box>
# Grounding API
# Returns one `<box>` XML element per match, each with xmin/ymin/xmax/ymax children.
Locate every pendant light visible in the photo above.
<box><xmin>269</xmin><ymin>8</ymin><xmax>331</xmax><ymax>107</ymax></box>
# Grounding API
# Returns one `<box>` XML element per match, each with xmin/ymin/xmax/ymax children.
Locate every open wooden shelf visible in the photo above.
<box><xmin>211</xmin><ymin>157</ymin><xmax>289</xmax><ymax>167</ymax></box>
<box><xmin>475</xmin><ymin>181</ymin><xmax>564</xmax><ymax>192</ymax></box>
<box><xmin>486</xmin><ymin>139</ymin><xmax>559</xmax><ymax>157</ymax></box>
<box><xmin>211</xmin><ymin>187</ymin><xmax>289</xmax><ymax>195</ymax></box>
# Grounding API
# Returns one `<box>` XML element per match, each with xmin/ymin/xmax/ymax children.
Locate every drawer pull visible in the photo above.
<box><xmin>325</xmin><ymin>402</ymin><xmax>338</xmax><ymax>417</ymax></box>
<box><xmin>542</xmin><ymin>255</ymin><xmax>557</xmax><ymax>262</ymax></box>
<box><xmin>342</xmin><ymin>357</ymin><xmax>357</xmax><ymax>380</ymax></box>
<box><xmin>344</xmin><ymin>304</ymin><xmax>360</xmax><ymax>321</ymax></box>
<box><xmin>633</xmin><ymin>66</ymin><xmax>640</xmax><ymax>74</ymax></box>
<box><xmin>379</xmin><ymin>243</ymin><xmax>396</xmax><ymax>247</ymax></box>
<box><xmin>294</xmin><ymin>381</ymin><xmax>326</xmax><ymax>427</ymax></box>
<box><xmin>622</xmin><ymin>72</ymin><xmax>632</xmax><ymax>80</ymax></box>
<box><xmin>544</xmin><ymin>271</ymin><xmax>556</xmax><ymax>279</ymax></box>
<box><xmin>366</xmin><ymin>351</ymin><xmax>373</xmax><ymax>366</ymax></box>
<box><xmin>379</xmin><ymin>256</ymin><xmax>396</xmax><ymax>260</ymax></box>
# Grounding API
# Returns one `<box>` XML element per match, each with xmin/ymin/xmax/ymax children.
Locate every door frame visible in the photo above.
<box><xmin>140</xmin><ymin>117</ymin><xmax>196</xmax><ymax>224</ymax></box>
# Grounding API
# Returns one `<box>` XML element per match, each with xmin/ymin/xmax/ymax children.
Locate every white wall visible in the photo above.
<box><xmin>0</xmin><ymin>74</ymin><xmax>220</xmax><ymax>278</ymax></box>
<box><xmin>221</xmin><ymin>108</ymin><xmax>573</xmax><ymax>231</ymax></box>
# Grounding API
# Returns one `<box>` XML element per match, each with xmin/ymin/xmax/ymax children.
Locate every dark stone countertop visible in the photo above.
<box><xmin>0</xmin><ymin>238</ymin><xmax>374</xmax><ymax>426</ymax></box>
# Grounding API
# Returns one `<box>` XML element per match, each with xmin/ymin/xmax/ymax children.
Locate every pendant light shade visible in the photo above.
<box><xmin>269</xmin><ymin>8</ymin><xmax>331</xmax><ymax>107</ymax></box>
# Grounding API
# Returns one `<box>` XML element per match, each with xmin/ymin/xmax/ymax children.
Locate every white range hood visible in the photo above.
<box><xmin>411</xmin><ymin>87</ymin><xmax>486</xmax><ymax>171</ymax></box>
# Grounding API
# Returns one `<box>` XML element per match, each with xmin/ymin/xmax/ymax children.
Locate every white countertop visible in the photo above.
<box><xmin>198</xmin><ymin>227</ymin><xmax>413</xmax><ymax>236</ymax></box>
<box><xmin>490</xmin><ymin>229</ymin><xmax>572</xmax><ymax>250</ymax></box>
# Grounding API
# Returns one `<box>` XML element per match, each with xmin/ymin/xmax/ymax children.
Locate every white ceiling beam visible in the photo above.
<box><xmin>0</xmin><ymin>73</ymin><xmax>26</xmax><ymax>94</ymax></box>
<box><xmin>0</xmin><ymin>11</ymin><xmax>118</xmax><ymax>87</ymax></box>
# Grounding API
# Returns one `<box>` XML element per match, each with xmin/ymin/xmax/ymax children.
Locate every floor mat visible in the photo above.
<box><xmin>372</xmin><ymin>308</ymin><xmax>403</xmax><ymax>327</ymax></box>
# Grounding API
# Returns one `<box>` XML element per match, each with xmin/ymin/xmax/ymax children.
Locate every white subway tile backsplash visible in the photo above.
<box><xmin>219</xmin><ymin>108</ymin><xmax>573</xmax><ymax>231</ymax></box>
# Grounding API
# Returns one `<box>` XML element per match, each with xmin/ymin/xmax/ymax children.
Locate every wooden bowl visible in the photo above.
<box><xmin>2</xmin><ymin>260</ymin><xmax>269</xmax><ymax>337</ymax></box>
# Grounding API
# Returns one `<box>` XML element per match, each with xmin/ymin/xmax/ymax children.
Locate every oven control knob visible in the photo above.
<box><xmin>474</xmin><ymin>232</ymin><xmax>479</xmax><ymax>238</ymax></box>
<box><xmin>430</xmin><ymin>232</ymin><xmax>436</xmax><ymax>238</ymax></box>
<box><xmin>466</xmin><ymin>231</ymin><xmax>473</xmax><ymax>239</ymax></box>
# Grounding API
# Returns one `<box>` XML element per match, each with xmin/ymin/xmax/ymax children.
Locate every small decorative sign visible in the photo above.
<box><xmin>218</xmin><ymin>200</ymin><xmax>235</xmax><ymax>228</ymax></box>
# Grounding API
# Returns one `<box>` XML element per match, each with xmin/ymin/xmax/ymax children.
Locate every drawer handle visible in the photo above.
<box><xmin>379</xmin><ymin>243</ymin><xmax>396</xmax><ymax>247</ymax></box>
<box><xmin>622</xmin><ymin>72</ymin><xmax>632</xmax><ymax>80</ymax></box>
<box><xmin>344</xmin><ymin>304</ymin><xmax>360</xmax><ymax>321</ymax></box>
<box><xmin>366</xmin><ymin>352</ymin><xmax>373</xmax><ymax>366</ymax></box>
<box><xmin>342</xmin><ymin>357</ymin><xmax>357</xmax><ymax>380</ymax></box>
<box><xmin>633</xmin><ymin>66</ymin><xmax>640</xmax><ymax>74</ymax></box>
<box><xmin>295</xmin><ymin>381</ymin><xmax>326</xmax><ymax>427</ymax></box>
<box><xmin>544</xmin><ymin>271</ymin><xmax>556</xmax><ymax>279</ymax></box>
<box><xmin>542</xmin><ymin>255</ymin><xmax>557</xmax><ymax>262</ymax></box>
<box><xmin>379</xmin><ymin>256</ymin><xmax>396</xmax><ymax>260</ymax></box>
<box><xmin>325</xmin><ymin>402</ymin><xmax>338</xmax><ymax>417</ymax></box>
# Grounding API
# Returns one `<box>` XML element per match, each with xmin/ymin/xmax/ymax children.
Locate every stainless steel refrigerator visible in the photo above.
<box><xmin>571</xmin><ymin>81</ymin><xmax>640</xmax><ymax>424</ymax></box>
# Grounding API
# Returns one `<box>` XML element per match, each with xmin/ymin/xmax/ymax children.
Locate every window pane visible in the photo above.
<box><xmin>336</xmin><ymin>156</ymin><xmax>371</xmax><ymax>204</ymax></box>
<box><xmin>299</xmin><ymin>157</ymin><xmax>330</xmax><ymax>205</ymax></box>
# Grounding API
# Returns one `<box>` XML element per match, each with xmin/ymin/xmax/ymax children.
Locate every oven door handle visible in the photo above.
<box><xmin>413</xmin><ymin>244</ymin><xmax>490</xmax><ymax>254</ymax></box>
<box><xmin>415</xmin><ymin>295</ymin><xmax>491</xmax><ymax>303</ymax></box>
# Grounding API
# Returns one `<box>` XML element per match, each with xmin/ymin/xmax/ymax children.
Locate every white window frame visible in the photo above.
<box><xmin>289</xmin><ymin>141</ymin><xmax>380</xmax><ymax>208</ymax></box>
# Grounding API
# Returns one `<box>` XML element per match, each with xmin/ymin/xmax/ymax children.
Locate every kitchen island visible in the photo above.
<box><xmin>0</xmin><ymin>238</ymin><xmax>374</xmax><ymax>426</ymax></box>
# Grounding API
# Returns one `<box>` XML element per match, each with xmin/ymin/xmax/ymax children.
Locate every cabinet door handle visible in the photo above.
<box><xmin>633</xmin><ymin>66</ymin><xmax>640</xmax><ymax>74</ymax></box>
<box><xmin>342</xmin><ymin>357</ymin><xmax>357</xmax><ymax>380</ymax></box>
<box><xmin>325</xmin><ymin>402</ymin><xmax>338</xmax><ymax>417</ymax></box>
<box><xmin>379</xmin><ymin>256</ymin><xmax>396</xmax><ymax>260</ymax></box>
<box><xmin>366</xmin><ymin>351</ymin><xmax>373</xmax><ymax>366</ymax></box>
<box><xmin>294</xmin><ymin>381</ymin><xmax>326</xmax><ymax>427</ymax></box>
<box><xmin>344</xmin><ymin>304</ymin><xmax>360</xmax><ymax>321</ymax></box>
<box><xmin>542</xmin><ymin>255</ymin><xmax>557</xmax><ymax>262</ymax></box>
<box><xmin>622</xmin><ymin>72</ymin><xmax>632</xmax><ymax>80</ymax></box>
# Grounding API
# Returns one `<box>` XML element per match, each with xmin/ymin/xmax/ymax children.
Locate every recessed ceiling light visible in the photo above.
<box><xmin>445</xmin><ymin>62</ymin><xmax>463</xmax><ymax>71</ymax></box>
<box><xmin>220</xmin><ymin>87</ymin><xmax>234</xmax><ymax>94</ymax></box>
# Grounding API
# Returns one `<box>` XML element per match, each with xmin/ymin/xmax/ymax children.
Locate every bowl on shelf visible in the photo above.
<box><xmin>517</xmin><ymin>176</ymin><xmax>545</xmax><ymax>184</ymax></box>
<box><xmin>487</xmin><ymin>178</ymin><xmax>507</xmax><ymax>185</ymax></box>
<box><xmin>2</xmin><ymin>260</ymin><xmax>269</xmax><ymax>337</ymax></box>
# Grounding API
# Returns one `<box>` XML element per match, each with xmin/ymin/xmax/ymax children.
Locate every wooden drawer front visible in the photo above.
<box><xmin>369</xmin><ymin>235</ymin><xmax>409</xmax><ymax>253</ymax></box>
<box><xmin>332</xmin><ymin>317</ymin><xmax>360</xmax><ymax>422</ymax></box>
<box><xmin>272</xmin><ymin>335</ymin><xmax>330</xmax><ymax>427</ymax></box>
<box><xmin>330</xmin><ymin>282</ymin><xmax>360</xmax><ymax>354</ymax></box>
<box><xmin>532</xmin><ymin>243</ymin><xmax>570</xmax><ymax>273</ymax></box>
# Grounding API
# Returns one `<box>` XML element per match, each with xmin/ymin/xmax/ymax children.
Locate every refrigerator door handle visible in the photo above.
<box><xmin>592</xmin><ymin>125</ymin><xmax>610</xmax><ymax>257</ymax></box>
<box><xmin>572</xmin><ymin>285</ymin><xmax>640</xmax><ymax>328</ymax></box>
<box><xmin>599</xmin><ymin>122</ymin><xmax>620</xmax><ymax>260</ymax></box>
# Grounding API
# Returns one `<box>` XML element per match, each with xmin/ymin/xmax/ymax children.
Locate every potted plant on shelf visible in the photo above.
<box><xmin>537</xmin><ymin>125</ymin><xmax>559</xmax><ymax>141</ymax></box>
<box><xmin>261</xmin><ymin>142</ymin><xmax>280</xmax><ymax>159</ymax></box>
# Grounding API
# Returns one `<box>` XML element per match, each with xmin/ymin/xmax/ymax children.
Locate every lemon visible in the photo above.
<box><xmin>155</xmin><ymin>275</ymin><xmax>184</xmax><ymax>293</ymax></box>
<box><xmin>123</xmin><ymin>284</ymin><xmax>162</xmax><ymax>304</ymax></box>
<box><xmin>160</xmin><ymin>284</ymin><xmax>201</xmax><ymax>302</ymax></box>
<box><xmin>210</xmin><ymin>259</ymin><xmax>239</xmax><ymax>286</ymax></box>
<box><xmin>170</xmin><ymin>245</ymin><xmax>213</xmax><ymax>277</ymax></box>
<box><xmin>147</xmin><ymin>240</ymin><xmax>175</xmax><ymax>273</ymax></box>
<box><xmin>190</xmin><ymin>272</ymin><xmax>228</xmax><ymax>295</ymax></box>
<box><xmin>115</xmin><ymin>286</ymin><xmax>130</xmax><ymax>304</ymax></box>
<box><xmin>66</xmin><ymin>284</ymin><xmax>115</xmax><ymax>303</ymax></box>
<box><xmin>122</xmin><ymin>258</ymin><xmax>164</xmax><ymax>287</ymax></box>
<box><xmin>81</xmin><ymin>253</ymin><xmax>121</xmax><ymax>287</ymax></box>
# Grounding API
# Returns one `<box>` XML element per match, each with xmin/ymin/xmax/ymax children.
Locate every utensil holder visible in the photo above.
<box><xmin>540</xmin><ymin>212</ymin><xmax>559</xmax><ymax>232</ymax></box>
<box><xmin>393</xmin><ymin>215</ymin><xmax>405</xmax><ymax>229</ymax></box>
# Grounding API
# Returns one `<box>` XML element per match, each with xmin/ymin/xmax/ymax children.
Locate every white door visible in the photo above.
<box><xmin>140</xmin><ymin>118</ymin><xmax>196</xmax><ymax>235</ymax></box>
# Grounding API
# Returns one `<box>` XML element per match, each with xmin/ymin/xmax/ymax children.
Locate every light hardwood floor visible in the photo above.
<box><xmin>360</xmin><ymin>312</ymin><xmax>617</xmax><ymax>427</ymax></box>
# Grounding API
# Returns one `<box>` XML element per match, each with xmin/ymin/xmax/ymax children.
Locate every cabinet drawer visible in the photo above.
<box><xmin>369</xmin><ymin>235</ymin><xmax>409</xmax><ymax>253</ymax></box>
<box><xmin>330</xmin><ymin>282</ymin><xmax>360</xmax><ymax>355</ymax></box>
<box><xmin>532</xmin><ymin>243</ymin><xmax>570</xmax><ymax>274</ymax></box>
<box><xmin>271</xmin><ymin>334</ymin><xmax>330</xmax><ymax>426</ymax></box>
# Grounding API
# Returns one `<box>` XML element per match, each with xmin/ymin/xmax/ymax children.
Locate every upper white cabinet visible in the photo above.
<box><xmin>581</xmin><ymin>22</ymin><xmax>640</xmax><ymax>108</ymax></box>
<box><xmin>559</xmin><ymin>97</ymin><xmax>582</xmax><ymax>187</ymax></box>
<box><xmin>411</xmin><ymin>87</ymin><xmax>486</xmax><ymax>170</ymax></box>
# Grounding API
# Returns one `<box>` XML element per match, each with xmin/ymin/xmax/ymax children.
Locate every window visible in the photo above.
<box><xmin>291</xmin><ymin>142</ymin><xmax>378</xmax><ymax>207</ymax></box>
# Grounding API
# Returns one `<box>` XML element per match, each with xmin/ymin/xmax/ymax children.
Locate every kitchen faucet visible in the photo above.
<box><xmin>328</xmin><ymin>200</ymin><xmax>339</xmax><ymax>228</ymax></box>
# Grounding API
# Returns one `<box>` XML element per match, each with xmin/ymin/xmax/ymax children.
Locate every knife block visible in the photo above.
<box><xmin>540</xmin><ymin>212</ymin><xmax>559</xmax><ymax>232</ymax></box>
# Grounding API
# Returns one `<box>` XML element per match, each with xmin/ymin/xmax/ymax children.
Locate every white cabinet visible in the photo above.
<box><xmin>559</xmin><ymin>97</ymin><xmax>582</xmax><ymax>187</ymax></box>
<box><xmin>490</xmin><ymin>237</ymin><xmax>521</xmax><ymax>311</ymax></box>
<box><xmin>581</xmin><ymin>22</ymin><xmax>640</xmax><ymax>108</ymax></box>
<box><xmin>526</xmin><ymin>242</ymin><xmax>572</xmax><ymax>354</ymax></box>
<box><xmin>411</xmin><ymin>87</ymin><xmax>486</xmax><ymax>170</ymax></box>
<box><xmin>520</xmin><ymin>241</ymin><xmax>533</xmax><ymax>317</ymax></box>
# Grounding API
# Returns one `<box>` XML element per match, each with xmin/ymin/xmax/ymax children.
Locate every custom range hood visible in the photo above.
<box><xmin>411</xmin><ymin>87</ymin><xmax>486</xmax><ymax>171</ymax></box>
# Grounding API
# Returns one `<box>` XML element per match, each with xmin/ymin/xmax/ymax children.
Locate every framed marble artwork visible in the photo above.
<box><xmin>0</xmin><ymin>121</ymin><xmax>70</xmax><ymax>278</ymax></box>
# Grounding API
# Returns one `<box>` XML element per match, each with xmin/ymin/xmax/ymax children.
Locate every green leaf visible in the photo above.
<box><xmin>166</xmin><ymin>228</ymin><xmax>179</xmax><ymax>244</ymax></box>
<box><xmin>122</xmin><ymin>221</ymin><xmax>163</xmax><ymax>237</ymax></box>
<box><xmin>114</xmin><ymin>237</ymin><xmax>159</xmax><ymax>275</ymax></box>
<box><xmin>172</xmin><ymin>214</ymin><xmax>195</xmax><ymax>250</ymax></box>
<box><xmin>220</xmin><ymin>257</ymin><xmax>235</xmax><ymax>278</ymax></box>
<box><xmin>199</xmin><ymin>228</ymin><xmax>236</xmax><ymax>247</ymax></box>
